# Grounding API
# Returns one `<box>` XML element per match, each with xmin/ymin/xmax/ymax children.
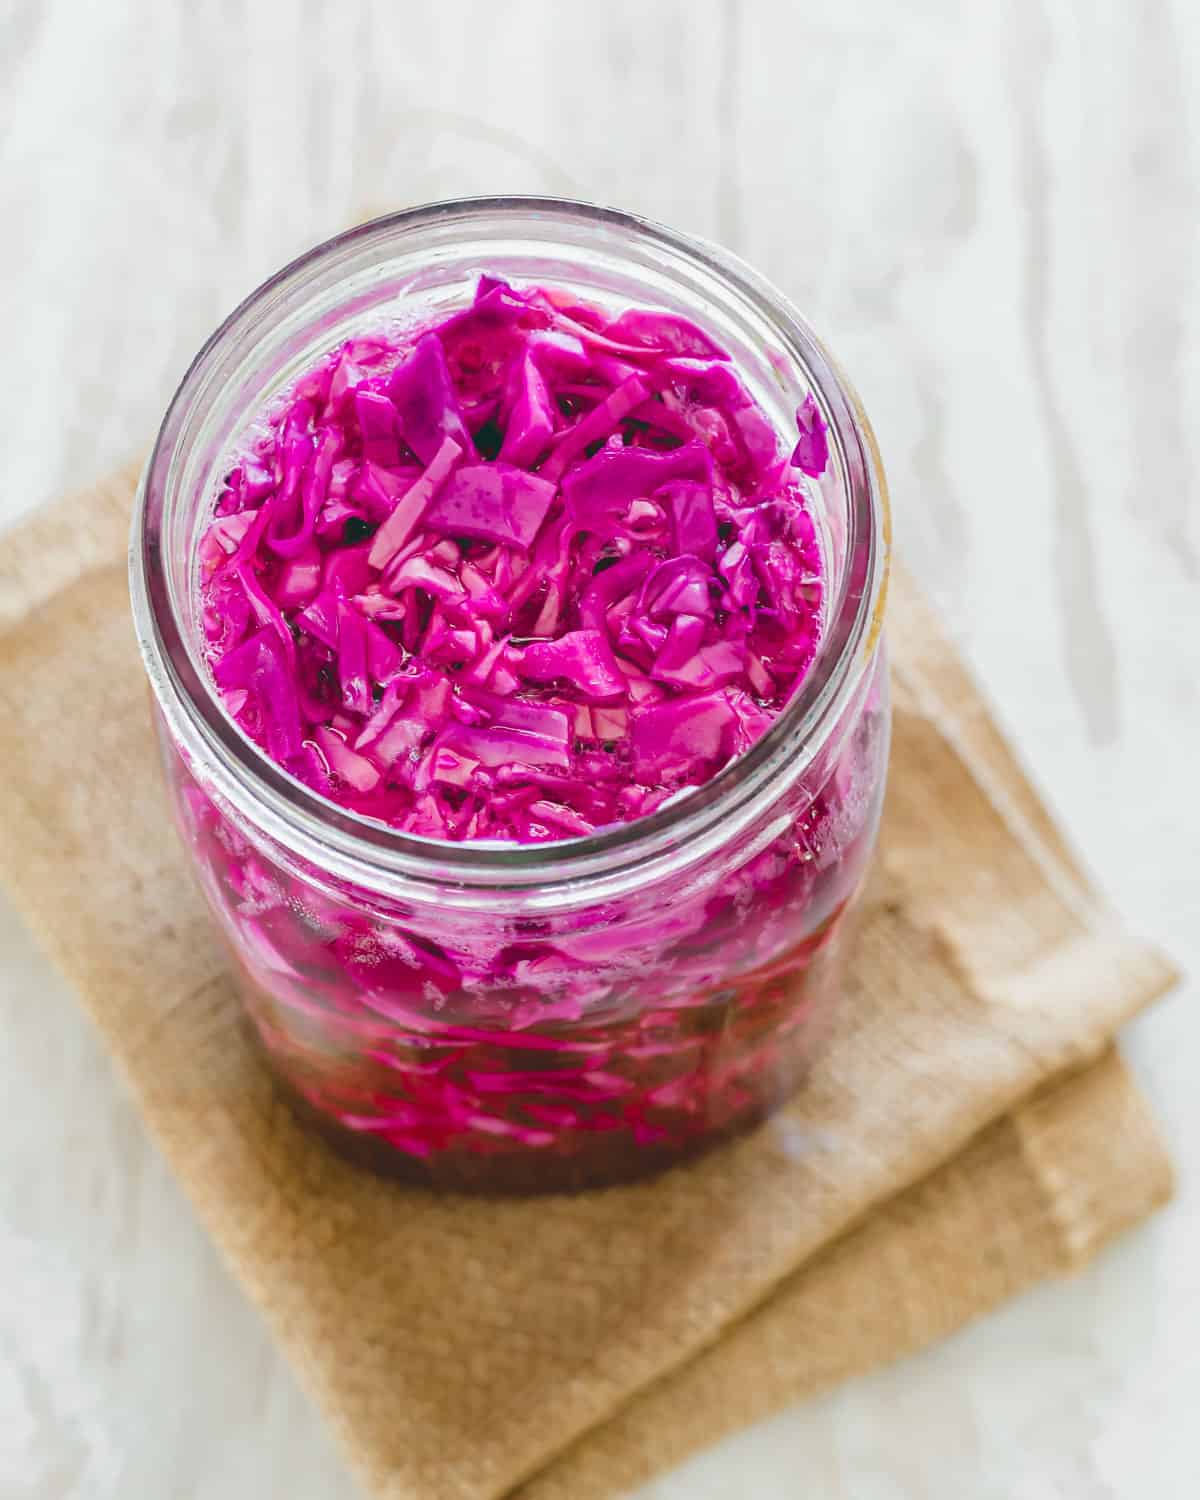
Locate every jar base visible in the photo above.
<box><xmin>263</xmin><ymin>1053</ymin><xmax>805</xmax><ymax>1196</ymax></box>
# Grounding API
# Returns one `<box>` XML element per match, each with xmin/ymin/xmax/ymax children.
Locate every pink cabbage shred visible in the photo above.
<box><xmin>178</xmin><ymin>277</ymin><xmax>886</xmax><ymax>1190</ymax></box>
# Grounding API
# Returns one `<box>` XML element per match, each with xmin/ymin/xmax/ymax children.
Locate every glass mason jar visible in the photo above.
<box><xmin>130</xmin><ymin>198</ymin><xmax>891</xmax><ymax>1193</ymax></box>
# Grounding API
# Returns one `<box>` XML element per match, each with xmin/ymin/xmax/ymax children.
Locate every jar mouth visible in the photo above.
<box><xmin>130</xmin><ymin>196</ymin><xmax>889</xmax><ymax>895</ymax></box>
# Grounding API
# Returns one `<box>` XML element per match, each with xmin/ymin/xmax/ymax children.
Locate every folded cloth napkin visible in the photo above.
<box><xmin>0</xmin><ymin>468</ymin><xmax>1176</xmax><ymax>1500</ymax></box>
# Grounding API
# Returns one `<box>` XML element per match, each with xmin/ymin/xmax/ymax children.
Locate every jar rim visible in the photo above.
<box><xmin>130</xmin><ymin>195</ymin><xmax>890</xmax><ymax>900</ymax></box>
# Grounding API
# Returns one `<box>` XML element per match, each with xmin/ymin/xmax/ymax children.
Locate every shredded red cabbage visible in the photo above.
<box><xmin>174</xmin><ymin>277</ymin><xmax>889</xmax><ymax>1190</ymax></box>
<box><xmin>199</xmin><ymin>278</ymin><xmax>829</xmax><ymax>843</ymax></box>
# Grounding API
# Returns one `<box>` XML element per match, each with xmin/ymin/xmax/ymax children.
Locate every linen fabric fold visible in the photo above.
<box><xmin>0</xmin><ymin>469</ymin><xmax>1175</xmax><ymax>1500</ymax></box>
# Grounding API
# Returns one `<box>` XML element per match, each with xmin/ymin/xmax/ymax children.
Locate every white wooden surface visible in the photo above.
<box><xmin>2</xmin><ymin>2</ymin><xmax>1198</xmax><ymax>1496</ymax></box>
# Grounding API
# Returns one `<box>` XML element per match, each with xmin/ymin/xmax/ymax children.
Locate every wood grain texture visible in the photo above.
<box><xmin>1</xmin><ymin>2</ymin><xmax>1195</xmax><ymax>1496</ymax></box>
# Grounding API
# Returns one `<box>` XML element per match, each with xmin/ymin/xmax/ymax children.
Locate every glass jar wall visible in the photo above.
<box><xmin>131</xmin><ymin>198</ymin><xmax>891</xmax><ymax>1192</ymax></box>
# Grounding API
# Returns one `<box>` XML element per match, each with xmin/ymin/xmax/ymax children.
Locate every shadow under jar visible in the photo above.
<box><xmin>130</xmin><ymin>198</ymin><xmax>891</xmax><ymax>1193</ymax></box>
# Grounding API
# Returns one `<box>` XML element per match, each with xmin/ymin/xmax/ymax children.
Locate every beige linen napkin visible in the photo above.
<box><xmin>0</xmin><ymin>467</ymin><xmax>1176</xmax><ymax>1500</ymax></box>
